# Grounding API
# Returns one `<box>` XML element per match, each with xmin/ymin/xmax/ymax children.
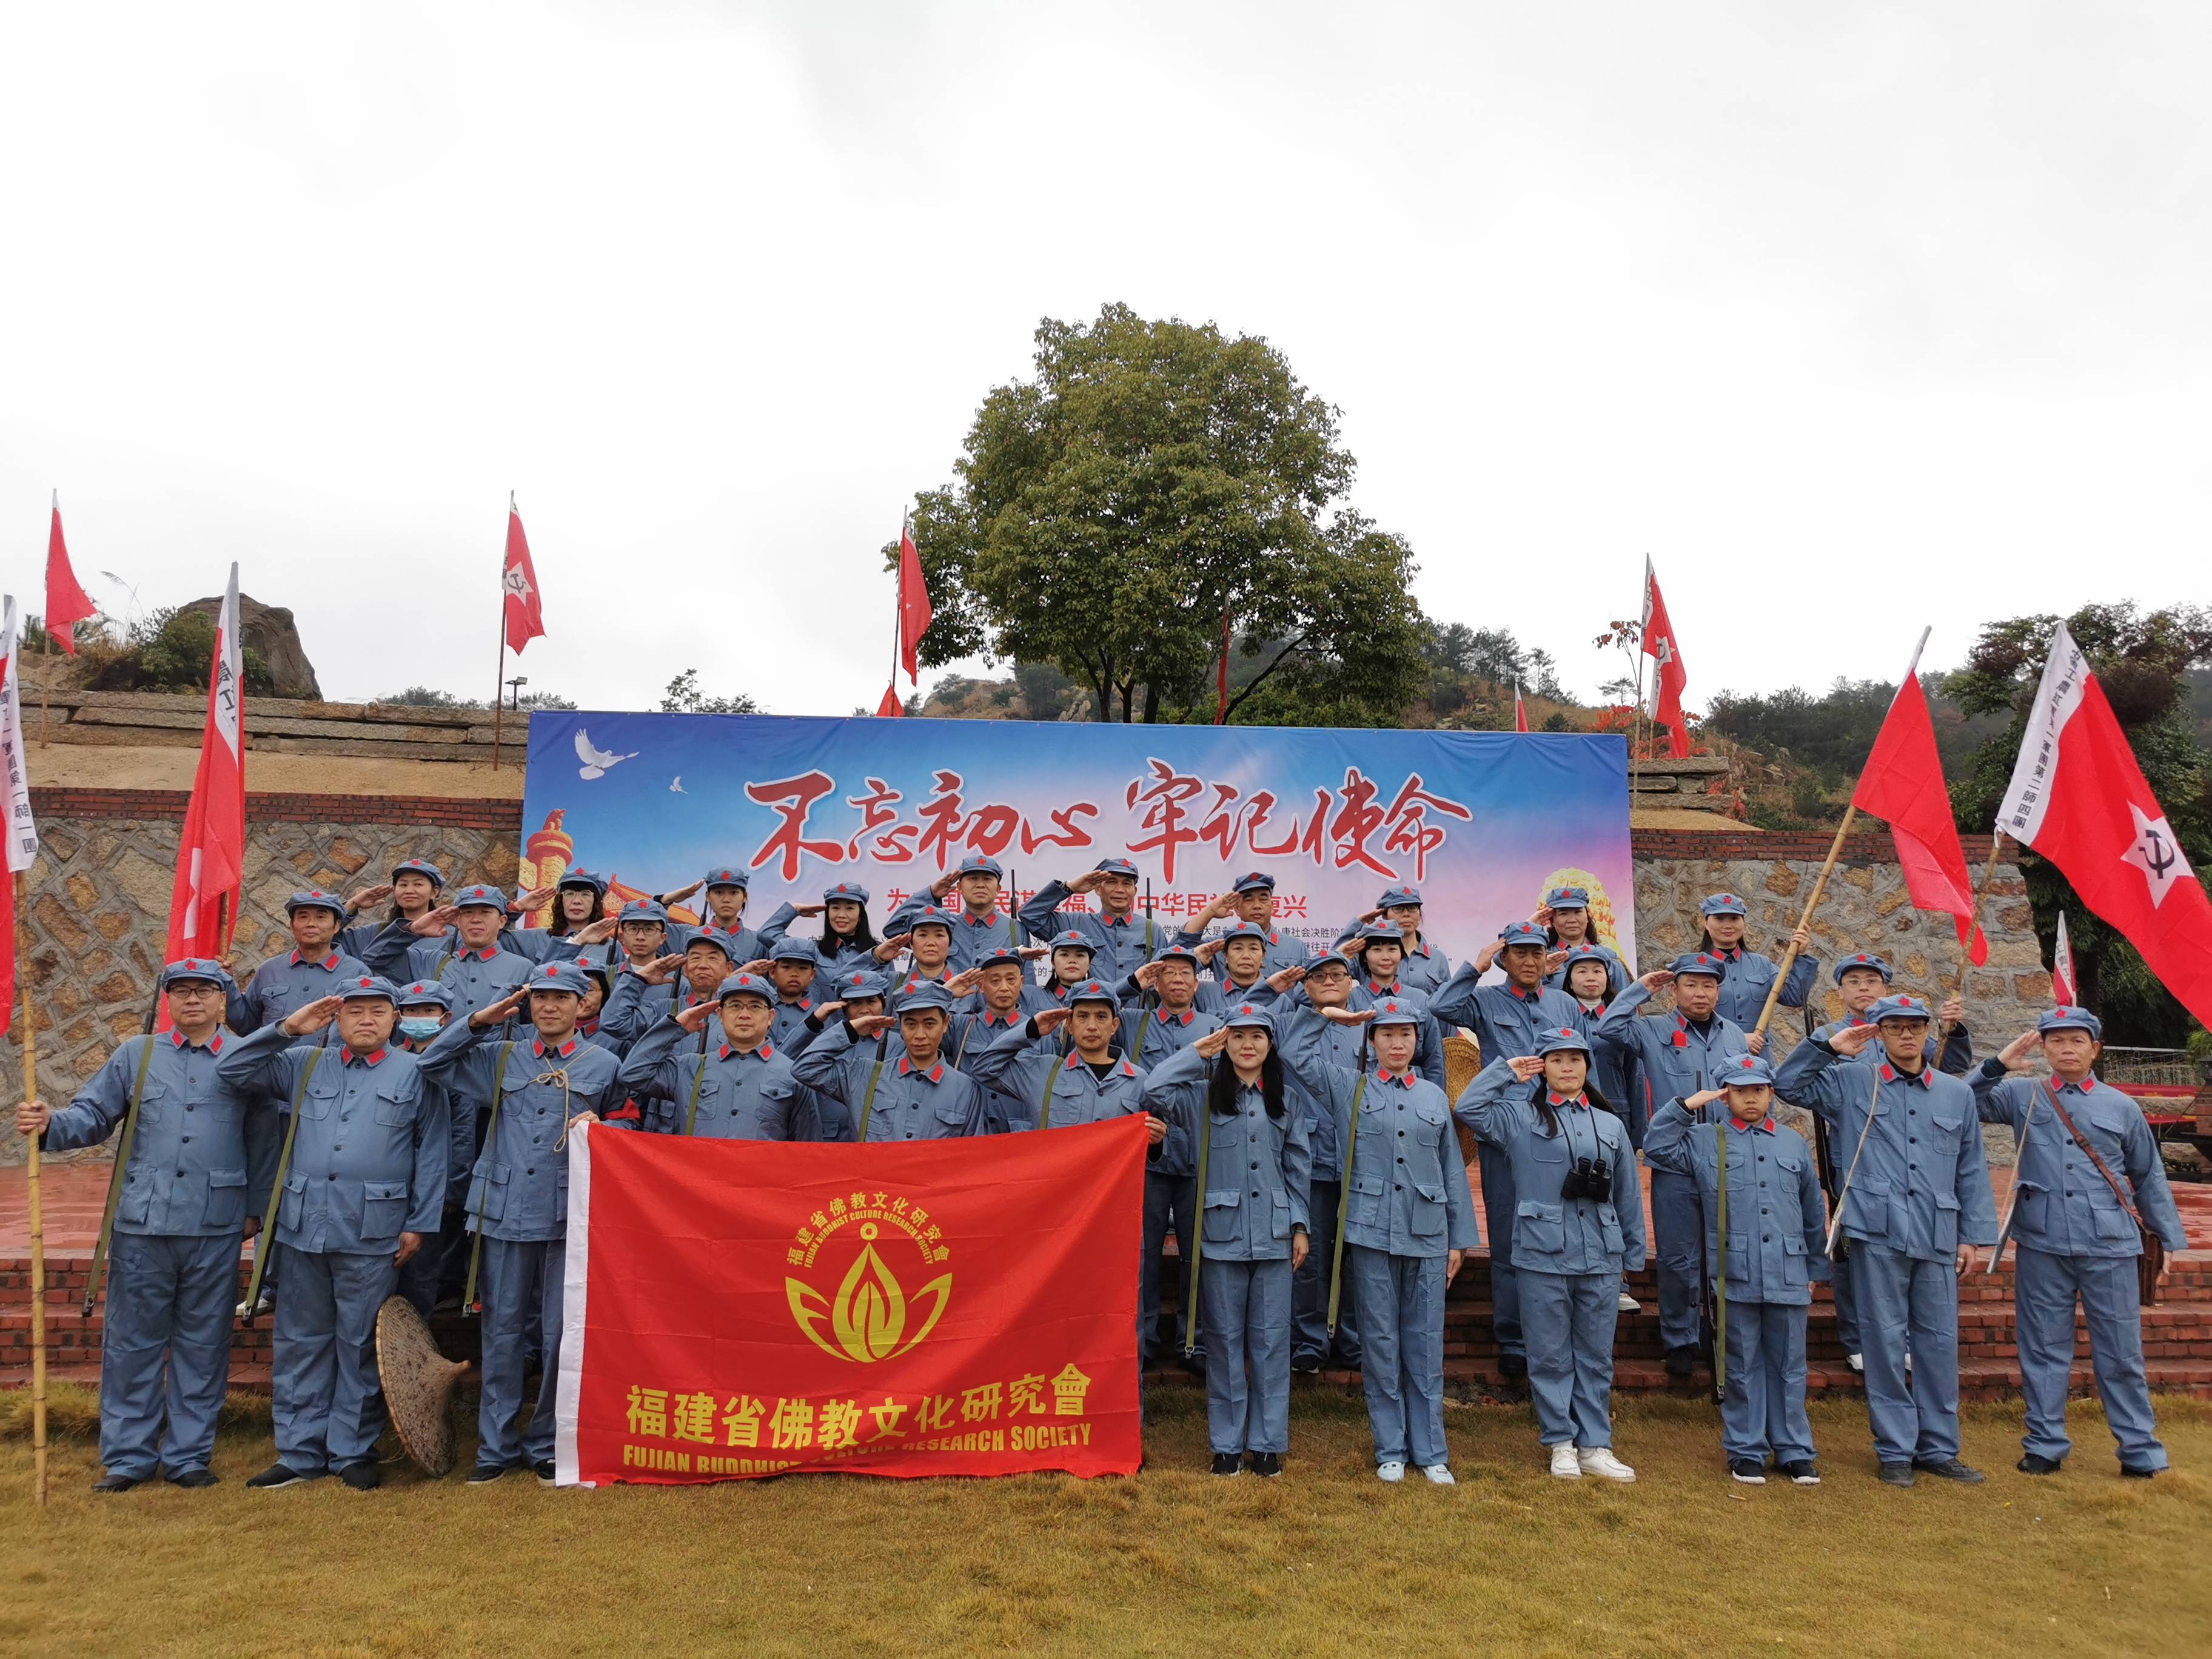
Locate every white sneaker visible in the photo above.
<box><xmin>1376</xmin><ymin>1461</ymin><xmax>1406</xmax><ymax>1484</ymax></box>
<box><xmin>1579</xmin><ymin>1448</ymin><xmax>1637</xmax><ymax>1483</ymax></box>
<box><xmin>1422</xmin><ymin>1463</ymin><xmax>1456</xmax><ymax>1486</ymax></box>
<box><xmin>1617</xmin><ymin>1292</ymin><xmax>1641</xmax><ymax>1313</ymax></box>
<box><xmin>1550</xmin><ymin>1444</ymin><xmax>1582</xmax><ymax>1479</ymax></box>
<box><xmin>1846</xmin><ymin>1353</ymin><xmax>1864</xmax><ymax>1374</ymax></box>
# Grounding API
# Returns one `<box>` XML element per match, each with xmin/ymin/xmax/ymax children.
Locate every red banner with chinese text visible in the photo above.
<box><xmin>554</xmin><ymin>1116</ymin><xmax>1146</xmax><ymax>1485</ymax></box>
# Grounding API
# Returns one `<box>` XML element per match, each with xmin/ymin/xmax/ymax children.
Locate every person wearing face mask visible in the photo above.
<box><xmin>1457</xmin><ymin>1028</ymin><xmax>1645</xmax><ymax>1483</ymax></box>
<box><xmin>1141</xmin><ymin>1010</ymin><xmax>1312</xmax><ymax>1477</ymax></box>
<box><xmin>216</xmin><ymin>976</ymin><xmax>449</xmax><ymax>1492</ymax></box>
<box><xmin>13</xmin><ymin>959</ymin><xmax>276</xmax><ymax>1492</ymax></box>
<box><xmin>1021</xmin><ymin>856</ymin><xmax>1159</xmax><ymax>984</ymax></box>
<box><xmin>1538</xmin><ymin>885</ymin><xmax>1631</xmax><ymax>1000</ymax></box>
<box><xmin>1647</xmin><ymin>1054</ymin><xmax>1828</xmax><ymax>1486</ymax></box>
<box><xmin>1972</xmin><ymin>1007</ymin><xmax>2187</xmax><ymax>1480</ymax></box>
<box><xmin>1279</xmin><ymin>997</ymin><xmax>1477</xmax><ymax>1485</ymax></box>
<box><xmin>1771</xmin><ymin>996</ymin><xmax>1999</xmax><ymax>1487</ymax></box>
<box><xmin>386</xmin><ymin>980</ymin><xmax>474</xmax><ymax>1318</ymax></box>
<box><xmin>654</xmin><ymin>865</ymin><xmax>764</xmax><ymax>964</ymax></box>
<box><xmin>1332</xmin><ymin>885</ymin><xmax>1453</xmax><ymax>998</ymax></box>
<box><xmin>757</xmin><ymin>881</ymin><xmax>882</xmax><ymax>974</ymax></box>
<box><xmin>616</xmin><ymin>970</ymin><xmax>819</xmax><ymax>1141</ymax></box>
<box><xmin>1693</xmin><ymin>892</ymin><xmax>1816</xmax><ymax>1034</ymax></box>
<box><xmin>1593</xmin><ymin>952</ymin><xmax>1751</xmax><ymax>1379</ymax></box>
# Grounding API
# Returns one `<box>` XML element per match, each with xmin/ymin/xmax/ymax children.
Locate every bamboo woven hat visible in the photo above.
<box><xmin>375</xmin><ymin>1296</ymin><xmax>469</xmax><ymax>1477</ymax></box>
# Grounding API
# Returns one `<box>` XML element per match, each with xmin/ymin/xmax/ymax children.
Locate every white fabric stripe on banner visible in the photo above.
<box><xmin>1997</xmin><ymin>623</ymin><xmax>2088</xmax><ymax>847</ymax></box>
<box><xmin>553</xmin><ymin>1118</ymin><xmax>596</xmax><ymax>1488</ymax></box>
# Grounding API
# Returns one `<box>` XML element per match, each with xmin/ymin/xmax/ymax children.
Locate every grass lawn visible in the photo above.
<box><xmin>2</xmin><ymin>1386</ymin><xmax>2207</xmax><ymax>1657</ymax></box>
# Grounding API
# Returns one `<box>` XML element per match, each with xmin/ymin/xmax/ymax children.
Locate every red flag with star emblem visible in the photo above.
<box><xmin>503</xmin><ymin>498</ymin><xmax>545</xmax><ymax>653</ymax></box>
<box><xmin>1997</xmin><ymin>625</ymin><xmax>2212</xmax><ymax>1026</ymax></box>
<box><xmin>1640</xmin><ymin>556</ymin><xmax>1690</xmax><ymax>758</ymax></box>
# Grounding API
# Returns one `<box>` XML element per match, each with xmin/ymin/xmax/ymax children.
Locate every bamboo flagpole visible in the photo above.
<box><xmin>16</xmin><ymin>871</ymin><xmax>47</xmax><ymax>1507</ymax></box>
<box><xmin>1751</xmin><ymin>626</ymin><xmax>1933</xmax><ymax>1039</ymax></box>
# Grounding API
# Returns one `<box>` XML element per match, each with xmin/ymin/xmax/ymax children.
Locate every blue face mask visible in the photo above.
<box><xmin>398</xmin><ymin>1016</ymin><xmax>443</xmax><ymax>1042</ymax></box>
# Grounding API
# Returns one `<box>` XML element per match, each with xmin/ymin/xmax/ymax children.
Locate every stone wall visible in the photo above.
<box><xmin>2</xmin><ymin>793</ymin><xmax>2044</xmax><ymax>1165</ymax></box>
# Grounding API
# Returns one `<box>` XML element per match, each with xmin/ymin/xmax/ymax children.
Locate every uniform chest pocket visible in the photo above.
<box><xmin>300</xmin><ymin>1076</ymin><xmax>341</xmax><ymax>1122</ymax></box>
<box><xmin>132</xmin><ymin>1080</ymin><xmax>171</xmax><ymax>1129</ymax></box>
<box><xmin>1409</xmin><ymin>1179</ymin><xmax>1447</xmax><ymax>1237</ymax></box>
<box><xmin>203</xmin><ymin>1168</ymin><xmax>247</xmax><ymax>1228</ymax></box>
<box><xmin>360</xmin><ymin>1179</ymin><xmax>407</xmax><ymax>1239</ymax></box>
<box><xmin>1202</xmin><ymin>1187</ymin><xmax>1243</xmax><ymax>1244</ymax></box>
<box><xmin>373</xmin><ymin>1084</ymin><xmax>420</xmax><ymax>1127</ymax></box>
<box><xmin>1531</xmin><ymin>1135</ymin><xmax>1568</xmax><ymax>1164</ymax></box>
<box><xmin>1929</xmin><ymin>1113</ymin><xmax>1963</xmax><ymax>1148</ymax></box>
<box><xmin>933</xmin><ymin>1102</ymin><xmax>970</xmax><ymax>1130</ymax></box>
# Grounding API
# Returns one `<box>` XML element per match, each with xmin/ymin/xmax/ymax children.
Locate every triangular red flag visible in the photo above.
<box><xmin>44</xmin><ymin>496</ymin><xmax>96</xmax><ymax>656</ymax></box>
<box><xmin>1851</xmin><ymin>655</ymin><xmax>1986</xmax><ymax>963</ymax></box>
<box><xmin>1640</xmin><ymin>557</ymin><xmax>1690</xmax><ymax>757</ymax></box>
<box><xmin>876</xmin><ymin>683</ymin><xmax>905</xmax><ymax>718</ymax></box>
<box><xmin>2000</xmin><ymin>625</ymin><xmax>2212</xmax><ymax>1025</ymax></box>
<box><xmin>503</xmin><ymin>501</ymin><xmax>546</xmax><ymax>654</ymax></box>
<box><xmin>897</xmin><ymin>513</ymin><xmax>932</xmax><ymax>685</ymax></box>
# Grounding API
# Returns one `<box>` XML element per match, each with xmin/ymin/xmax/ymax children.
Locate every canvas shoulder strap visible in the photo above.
<box><xmin>857</xmin><ymin>1039</ymin><xmax>889</xmax><ymax>1142</ymax></box>
<box><xmin>1325</xmin><ymin>1068</ymin><xmax>1372</xmax><ymax>1338</ymax></box>
<box><xmin>82</xmin><ymin>1036</ymin><xmax>163</xmax><ymax>1315</ymax></box>
<box><xmin>2040</xmin><ymin>1079</ymin><xmax>2147</xmax><ymax>1229</ymax></box>
<box><xmin>463</xmin><ymin>1041</ymin><xmax>517</xmax><ymax>1310</ymax></box>
<box><xmin>238</xmin><ymin>1045</ymin><xmax>324</xmax><ymax>1318</ymax></box>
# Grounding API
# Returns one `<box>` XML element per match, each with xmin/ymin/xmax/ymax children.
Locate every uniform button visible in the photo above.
<box><xmin>327</xmin><ymin>1173</ymin><xmax>337</xmax><ymax>1181</ymax></box>
<box><xmin>1395</xmin><ymin>1184</ymin><xmax>1403</xmax><ymax>1191</ymax></box>
<box><xmin>1250</xmin><ymin>1161</ymin><xmax>1259</xmax><ymax>1170</ymax></box>
<box><xmin>332</xmin><ymin>1144</ymin><xmax>342</xmax><ymax>1152</ymax></box>
<box><xmin>526</xmin><ymin>1167</ymin><xmax>535</xmax><ymax>1175</ymax></box>
<box><xmin>186</xmin><ymin>1105</ymin><xmax>195</xmax><ymax>1113</ymax></box>
<box><xmin>1762</xmin><ymin>1234</ymin><xmax>1772</xmax><ymax>1242</ymax></box>
<box><xmin>1397</xmin><ymin>1156</ymin><xmax>1405</xmax><ymax>1164</ymax></box>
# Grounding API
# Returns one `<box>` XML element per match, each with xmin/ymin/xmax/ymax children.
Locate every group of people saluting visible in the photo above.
<box><xmin>15</xmin><ymin>851</ymin><xmax>2186</xmax><ymax>1496</ymax></box>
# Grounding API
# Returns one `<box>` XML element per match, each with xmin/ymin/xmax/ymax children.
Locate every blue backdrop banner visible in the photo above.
<box><xmin>518</xmin><ymin>714</ymin><xmax>1635</xmax><ymax>968</ymax></box>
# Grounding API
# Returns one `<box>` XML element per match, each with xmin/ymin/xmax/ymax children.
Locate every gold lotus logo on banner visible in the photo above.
<box><xmin>785</xmin><ymin>1193</ymin><xmax>953</xmax><ymax>1364</ymax></box>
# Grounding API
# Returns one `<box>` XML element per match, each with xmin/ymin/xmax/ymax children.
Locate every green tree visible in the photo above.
<box><xmin>897</xmin><ymin>304</ymin><xmax>1427</xmax><ymax>724</ymax></box>
<box><xmin>660</xmin><ymin>668</ymin><xmax>760</xmax><ymax>714</ymax></box>
<box><xmin>85</xmin><ymin>607</ymin><xmax>275</xmax><ymax>696</ymax></box>
<box><xmin>1948</xmin><ymin>602</ymin><xmax>2212</xmax><ymax>1045</ymax></box>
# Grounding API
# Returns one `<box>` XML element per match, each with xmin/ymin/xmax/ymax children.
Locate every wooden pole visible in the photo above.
<box><xmin>18</xmin><ymin>870</ymin><xmax>48</xmax><ymax>1507</ymax></box>
<box><xmin>490</xmin><ymin>611</ymin><xmax>506</xmax><ymax>772</ymax></box>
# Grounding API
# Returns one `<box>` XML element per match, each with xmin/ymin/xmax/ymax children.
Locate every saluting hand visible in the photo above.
<box><xmin>872</xmin><ymin>934</ymin><xmax>912</xmax><ymax>964</ymax></box>
<box><xmin>282</xmin><ymin>996</ymin><xmax>344</xmax><ymax>1037</ymax></box>
<box><xmin>1827</xmin><ymin>1022</ymin><xmax>1880</xmax><ymax>1058</ymax></box>
<box><xmin>945</xmin><ymin>967</ymin><xmax>984</xmax><ymax>997</ymax></box>
<box><xmin>663</xmin><ymin>879</ymin><xmax>705</xmax><ymax>903</ymax></box>
<box><xmin>571</xmin><ymin>916</ymin><xmax>620</xmax><ymax>947</ymax></box>
<box><xmin>1504</xmin><ymin>1055</ymin><xmax>1546</xmax><ymax>1082</ymax></box>
<box><xmin>1193</xmin><ymin>938</ymin><xmax>1226</xmax><ymax>964</ymax></box>
<box><xmin>1316</xmin><ymin>1007</ymin><xmax>1374</xmax><ymax>1027</ymax></box>
<box><xmin>736</xmin><ymin>958</ymin><xmax>773</xmax><ymax>976</ymax></box>
<box><xmin>346</xmin><ymin>882</ymin><xmax>393</xmax><ymax>912</ymax></box>
<box><xmin>1530</xmin><ymin>904</ymin><xmax>1555</xmax><ymax>930</ymax></box>
<box><xmin>1191</xmin><ymin>1027</ymin><xmax>1232</xmax><ymax>1059</ymax></box>
<box><xmin>637</xmin><ymin>953</ymin><xmax>686</xmax><ymax>986</ymax></box>
<box><xmin>789</xmin><ymin>902</ymin><xmax>826</xmax><ymax>919</ymax></box>
<box><xmin>471</xmin><ymin>985</ymin><xmax>532</xmax><ymax>1030</ymax></box>
<box><xmin>409</xmin><ymin>905</ymin><xmax>460</xmax><ymax>939</ymax></box>
<box><xmin>1031</xmin><ymin>1007</ymin><xmax>1072</xmax><ymax>1036</ymax></box>
<box><xmin>14</xmin><ymin>1100</ymin><xmax>52</xmax><ymax>1137</ymax></box>
<box><xmin>673</xmin><ymin>1002</ymin><xmax>718</xmax><ymax>1035</ymax></box>
<box><xmin>1638</xmin><ymin>968</ymin><xmax>1675</xmax><ymax>993</ymax></box>
<box><xmin>1684</xmin><ymin>1088</ymin><xmax>1726</xmax><ymax>1111</ymax></box>
<box><xmin>1131</xmin><ymin>961</ymin><xmax>1161</xmax><ymax>991</ymax></box>
<box><xmin>1265</xmin><ymin>964</ymin><xmax>1308</xmax><ymax>994</ymax></box>
<box><xmin>1017</xmin><ymin>944</ymin><xmax>1050</xmax><ymax>960</ymax></box>
<box><xmin>1199</xmin><ymin>894</ymin><xmax>1236</xmax><ymax>924</ymax></box>
<box><xmin>1472</xmin><ymin>939</ymin><xmax>1503</xmax><ymax>974</ymax></box>
<box><xmin>1543</xmin><ymin>948</ymin><xmax>1568</xmax><ymax>975</ymax></box>
<box><xmin>1997</xmin><ymin>1029</ymin><xmax>2042</xmax><ymax>1072</ymax></box>
<box><xmin>930</xmin><ymin>871</ymin><xmax>960</xmax><ymax>900</ymax></box>
<box><xmin>1356</xmin><ymin>907</ymin><xmax>1383</xmax><ymax>926</ymax></box>
<box><xmin>849</xmin><ymin>1012</ymin><xmax>896</xmax><ymax>1040</ymax></box>
<box><xmin>514</xmin><ymin>883</ymin><xmax>557</xmax><ymax>913</ymax></box>
<box><xmin>1067</xmin><ymin>871</ymin><xmax>1102</xmax><ymax>896</ymax></box>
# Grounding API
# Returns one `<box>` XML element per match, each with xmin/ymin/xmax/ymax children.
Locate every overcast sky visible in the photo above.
<box><xmin>5</xmin><ymin>3</ymin><xmax>2205</xmax><ymax>716</ymax></box>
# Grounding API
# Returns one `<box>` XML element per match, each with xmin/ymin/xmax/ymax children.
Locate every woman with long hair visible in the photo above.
<box><xmin>1141</xmin><ymin>1006</ymin><xmax>1311</xmax><ymax>1477</ymax></box>
<box><xmin>1694</xmin><ymin>891</ymin><xmax>1815</xmax><ymax>1033</ymax></box>
<box><xmin>757</xmin><ymin>880</ymin><xmax>880</xmax><ymax>971</ymax></box>
<box><xmin>1539</xmin><ymin>883</ymin><xmax>1629</xmax><ymax>999</ymax></box>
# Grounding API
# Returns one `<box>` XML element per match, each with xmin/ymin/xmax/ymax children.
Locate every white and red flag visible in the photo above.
<box><xmin>1513</xmin><ymin>678</ymin><xmax>1529</xmax><ymax>733</ymax></box>
<box><xmin>2051</xmin><ymin>910</ymin><xmax>2077</xmax><ymax>1006</ymax></box>
<box><xmin>164</xmin><ymin>565</ymin><xmax>246</xmax><ymax>967</ymax></box>
<box><xmin>1640</xmin><ymin>556</ymin><xmax>1690</xmax><ymax>757</ymax></box>
<box><xmin>503</xmin><ymin>497</ymin><xmax>545</xmax><ymax>653</ymax></box>
<box><xmin>897</xmin><ymin>511</ymin><xmax>933</xmax><ymax>686</ymax></box>
<box><xmin>43</xmin><ymin>495</ymin><xmax>96</xmax><ymax>655</ymax></box>
<box><xmin>1851</xmin><ymin>632</ymin><xmax>1988</xmax><ymax>964</ymax></box>
<box><xmin>1998</xmin><ymin>624</ymin><xmax>2212</xmax><ymax>1025</ymax></box>
<box><xmin>0</xmin><ymin>596</ymin><xmax>40</xmax><ymax>1031</ymax></box>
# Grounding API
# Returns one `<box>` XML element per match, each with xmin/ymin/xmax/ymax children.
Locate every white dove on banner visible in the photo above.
<box><xmin>574</xmin><ymin>729</ymin><xmax>638</xmax><ymax>781</ymax></box>
<box><xmin>670</xmin><ymin>777</ymin><xmax>686</xmax><ymax>793</ymax></box>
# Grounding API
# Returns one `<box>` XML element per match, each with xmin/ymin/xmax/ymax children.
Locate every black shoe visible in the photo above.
<box><xmin>1779</xmin><ymin>1461</ymin><xmax>1820</xmax><ymax>1486</ymax></box>
<box><xmin>164</xmin><ymin>1467</ymin><xmax>219</xmax><ymax>1490</ymax></box>
<box><xmin>1290</xmin><ymin>1353</ymin><xmax>1322</xmax><ymax>1375</ymax></box>
<box><xmin>92</xmin><ymin>1473</ymin><xmax>141</xmax><ymax>1493</ymax></box>
<box><xmin>1210</xmin><ymin>1452</ymin><xmax>1242</xmax><ymax>1476</ymax></box>
<box><xmin>338</xmin><ymin>1461</ymin><xmax>380</xmax><ymax>1491</ymax></box>
<box><xmin>1914</xmin><ymin>1456</ymin><xmax>1984</xmax><ymax>1484</ymax></box>
<box><xmin>2120</xmin><ymin>1464</ymin><xmax>2158</xmax><ymax>1480</ymax></box>
<box><xmin>534</xmin><ymin>1461</ymin><xmax>557</xmax><ymax>1486</ymax></box>
<box><xmin>1498</xmin><ymin>1353</ymin><xmax>1528</xmax><ymax>1380</ymax></box>
<box><xmin>1248</xmin><ymin>1451</ymin><xmax>1282</xmax><ymax>1478</ymax></box>
<box><xmin>1178</xmin><ymin>1352</ymin><xmax>1207</xmax><ymax>1378</ymax></box>
<box><xmin>1728</xmin><ymin>1458</ymin><xmax>1767</xmax><ymax>1484</ymax></box>
<box><xmin>466</xmin><ymin>1463</ymin><xmax>510</xmax><ymax>1484</ymax></box>
<box><xmin>1877</xmin><ymin>1461</ymin><xmax>1916</xmax><ymax>1488</ymax></box>
<box><xmin>246</xmin><ymin>1463</ymin><xmax>320</xmax><ymax>1489</ymax></box>
<box><xmin>1663</xmin><ymin>1346</ymin><xmax>1695</xmax><ymax>1379</ymax></box>
<box><xmin>2017</xmin><ymin>1453</ymin><xmax>2063</xmax><ymax>1476</ymax></box>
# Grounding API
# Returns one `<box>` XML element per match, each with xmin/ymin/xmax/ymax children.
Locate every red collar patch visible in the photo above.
<box><xmin>169</xmin><ymin>1029</ymin><xmax>224</xmax><ymax>1053</ymax></box>
<box><xmin>898</xmin><ymin>1056</ymin><xmax>947</xmax><ymax>1082</ymax></box>
<box><xmin>291</xmin><ymin>950</ymin><xmax>340</xmax><ymax>970</ymax></box>
<box><xmin>345</xmin><ymin>1046</ymin><xmax>386</xmax><ymax>1067</ymax></box>
<box><xmin>533</xmin><ymin>1036</ymin><xmax>579</xmax><ymax>1059</ymax></box>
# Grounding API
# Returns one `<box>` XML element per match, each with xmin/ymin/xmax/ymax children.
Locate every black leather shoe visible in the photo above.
<box><xmin>1178</xmin><ymin>1352</ymin><xmax>1207</xmax><ymax>1378</ymax></box>
<box><xmin>1877</xmin><ymin>1461</ymin><xmax>1916</xmax><ymax>1487</ymax></box>
<box><xmin>1498</xmin><ymin>1353</ymin><xmax>1528</xmax><ymax>1380</ymax></box>
<box><xmin>1914</xmin><ymin>1456</ymin><xmax>1983</xmax><ymax>1484</ymax></box>
<box><xmin>92</xmin><ymin>1473</ymin><xmax>141</xmax><ymax>1493</ymax></box>
<box><xmin>2017</xmin><ymin>1453</ymin><xmax>2062</xmax><ymax>1475</ymax></box>
<box><xmin>339</xmin><ymin>1462</ymin><xmax>381</xmax><ymax>1491</ymax></box>
<box><xmin>1663</xmin><ymin>1346</ymin><xmax>1695</xmax><ymax>1379</ymax></box>
<box><xmin>2120</xmin><ymin>1464</ymin><xmax>2157</xmax><ymax>1480</ymax></box>
<box><xmin>466</xmin><ymin>1463</ymin><xmax>510</xmax><ymax>1484</ymax></box>
<box><xmin>534</xmin><ymin>1461</ymin><xmax>557</xmax><ymax>1486</ymax></box>
<box><xmin>164</xmin><ymin>1467</ymin><xmax>219</xmax><ymax>1489</ymax></box>
<box><xmin>246</xmin><ymin>1463</ymin><xmax>320</xmax><ymax>1489</ymax></box>
<box><xmin>1290</xmin><ymin>1353</ymin><xmax>1322</xmax><ymax>1375</ymax></box>
<box><xmin>1248</xmin><ymin>1451</ymin><xmax>1282</xmax><ymax>1478</ymax></box>
<box><xmin>1210</xmin><ymin>1452</ymin><xmax>1242</xmax><ymax>1476</ymax></box>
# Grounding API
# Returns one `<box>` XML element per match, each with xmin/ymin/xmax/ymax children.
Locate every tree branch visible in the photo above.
<box><xmin>1222</xmin><ymin>633</ymin><xmax>1310</xmax><ymax>722</ymax></box>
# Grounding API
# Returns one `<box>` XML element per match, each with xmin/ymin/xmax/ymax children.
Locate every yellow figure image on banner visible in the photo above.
<box><xmin>787</xmin><ymin>1201</ymin><xmax>953</xmax><ymax>1364</ymax></box>
<box><xmin>1538</xmin><ymin>865</ymin><xmax>1623</xmax><ymax>955</ymax></box>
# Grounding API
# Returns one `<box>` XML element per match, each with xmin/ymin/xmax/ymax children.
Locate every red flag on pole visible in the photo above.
<box><xmin>164</xmin><ymin>565</ymin><xmax>246</xmax><ymax>972</ymax></box>
<box><xmin>42</xmin><ymin>497</ymin><xmax>96</xmax><ymax>657</ymax></box>
<box><xmin>0</xmin><ymin>596</ymin><xmax>40</xmax><ymax>1032</ymax></box>
<box><xmin>503</xmin><ymin>503</ymin><xmax>545</xmax><ymax>653</ymax></box>
<box><xmin>876</xmin><ymin>683</ymin><xmax>905</xmax><ymax>719</ymax></box>
<box><xmin>897</xmin><ymin>513</ymin><xmax>931</xmax><ymax>685</ymax></box>
<box><xmin>1850</xmin><ymin>642</ymin><xmax>1987</xmax><ymax>964</ymax></box>
<box><xmin>2051</xmin><ymin>910</ymin><xmax>2076</xmax><ymax>1006</ymax></box>
<box><xmin>1513</xmin><ymin>679</ymin><xmax>1529</xmax><ymax>732</ymax></box>
<box><xmin>1640</xmin><ymin>557</ymin><xmax>1691</xmax><ymax>758</ymax></box>
<box><xmin>1998</xmin><ymin>624</ymin><xmax>2212</xmax><ymax>1026</ymax></box>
